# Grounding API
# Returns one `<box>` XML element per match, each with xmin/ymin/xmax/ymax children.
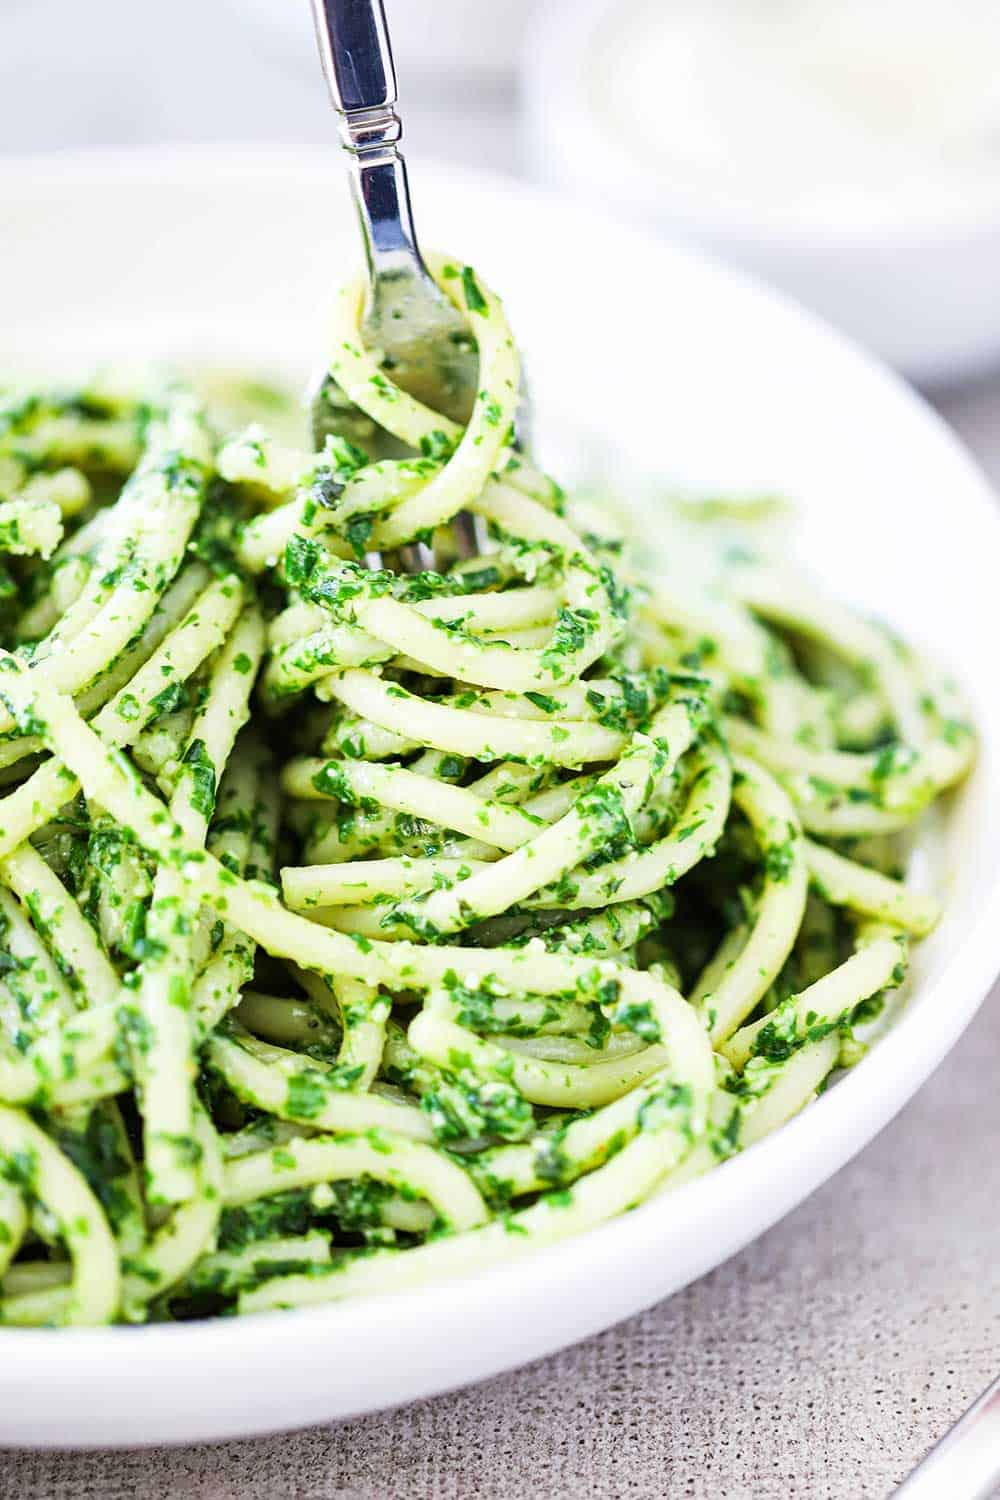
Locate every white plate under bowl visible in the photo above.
<box><xmin>524</xmin><ymin>0</ymin><xmax>1000</xmax><ymax>384</ymax></box>
<box><xmin>2</xmin><ymin>147</ymin><xmax>999</xmax><ymax>1449</ymax></box>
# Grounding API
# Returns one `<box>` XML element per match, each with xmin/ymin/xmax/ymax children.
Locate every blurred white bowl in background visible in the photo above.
<box><xmin>525</xmin><ymin>0</ymin><xmax>1000</xmax><ymax>384</ymax></box>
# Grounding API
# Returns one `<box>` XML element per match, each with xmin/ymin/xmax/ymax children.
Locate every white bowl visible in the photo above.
<box><xmin>2</xmin><ymin>146</ymin><xmax>1000</xmax><ymax>1448</ymax></box>
<box><xmin>524</xmin><ymin>0</ymin><xmax>1000</xmax><ymax>385</ymax></box>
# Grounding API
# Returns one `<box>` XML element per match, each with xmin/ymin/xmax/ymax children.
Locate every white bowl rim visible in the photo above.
<box><xmin>525</xmin><ymin>0</ymin><xmax>1000</xmax><ymax>248</ymax></box>
<box><xmin>1</xmin><ymin>144</ymin><xmax>1000</xmax><ymax>1445</ymax></box>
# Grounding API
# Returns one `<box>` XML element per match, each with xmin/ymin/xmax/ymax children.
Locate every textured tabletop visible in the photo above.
<box><xmin>1</xmin><ymin>382</ymin><xmax>998</xmax><ymax>1500</ymax></box>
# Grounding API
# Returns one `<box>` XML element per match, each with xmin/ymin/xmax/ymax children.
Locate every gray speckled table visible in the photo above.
<box><xmin>0</xmin><ymin>380</ymin><xmax>998</xmax><ymax>1500</ymax></box>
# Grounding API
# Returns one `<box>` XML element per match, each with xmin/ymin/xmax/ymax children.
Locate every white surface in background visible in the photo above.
<box><xmin>526</xmin><ymin>0</ymin><xmax>1000</xmax><ymax>383</ymax></box>
<box><xmin>0</xmin><ymin>0</ymin><xmax>523</xmax><ymax>173</ymax></box>
<box><xmin>591</xmin><ymin>0</ymin><xmax>1000</xmax><ymax>229</ymax></box>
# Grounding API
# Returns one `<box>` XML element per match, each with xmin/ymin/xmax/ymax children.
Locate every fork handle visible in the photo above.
<box><xmin>310</xmin><ymin>0</ymin><xmax>397</xmax><ymax>146</ymax></box>
<box><xmin>309</xmin><ymin>0</ymin><xmax>425</xmax><ymax>282</ymax></box>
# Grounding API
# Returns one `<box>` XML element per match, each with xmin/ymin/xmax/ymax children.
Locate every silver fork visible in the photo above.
<box><xmin>308</xmin><ymin>0</ymin><xmax>481</xmax><ymax>567</ymax></box>
<box><xmin>893</xmin><ymin>1370</ymin><xmax>1000</xmax><ymax>1499</ymax></box>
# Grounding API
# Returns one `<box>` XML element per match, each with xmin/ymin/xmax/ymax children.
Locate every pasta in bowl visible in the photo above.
<box><xmin>0</xmin><ymin>254</ymin><xmax>973</xmax><ymax>1329</ymax></box>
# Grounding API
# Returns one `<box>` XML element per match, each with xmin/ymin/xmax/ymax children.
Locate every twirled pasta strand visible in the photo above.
<box><xmin>0</xmin><ymin>264</ymin><xmax>971</xmax><ymax>1323</ymax></box>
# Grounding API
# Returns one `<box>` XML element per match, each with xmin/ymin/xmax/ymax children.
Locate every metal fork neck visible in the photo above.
<box><xmin>341</xmin><ymin>102</ymin><xmax>399</xmax><ymax>153</ymax></box>
<box><xmin>310</xmin><ymin>0</ymin><xmax>425</xmax><ymax>284</ymax></box>
<box><xmin>349</xmin><ymin>150</ymin><xmax>422</xmax><ymax>281</ymax></box>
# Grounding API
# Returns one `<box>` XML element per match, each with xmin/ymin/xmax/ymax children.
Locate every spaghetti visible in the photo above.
<box><xmin>0</xmin><ymin>260</ymin><xmax>973</xmax><ymax>1324</ymax></box>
